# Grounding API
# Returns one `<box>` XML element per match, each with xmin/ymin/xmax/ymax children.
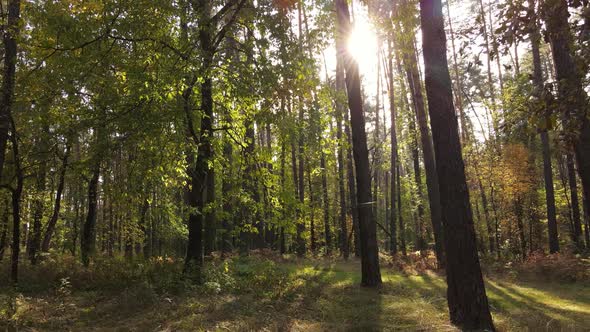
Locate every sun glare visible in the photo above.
<box><xmin>347</xmin><ymin>18</ymin><xmax>378</xmax><ymax>72</ymax></box>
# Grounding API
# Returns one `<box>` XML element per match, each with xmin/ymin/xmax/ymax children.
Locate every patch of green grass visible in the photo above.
<box><xmin>1</xmin><ymin>256</ymin><xmax>589</xmax><ymax>331</ymax></box>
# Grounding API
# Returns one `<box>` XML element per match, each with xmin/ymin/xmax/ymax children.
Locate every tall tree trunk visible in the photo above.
<box><xmin>529</xmin><ymin>0</ymin><xmax>560</xmax><ymax>253</ymax></box>
<box><xmin>478</xmin><ymin>178</ymin><xmax>495</xmax><ymax>253</ymax></box>
<box><xmin>42</xmin><ymin>143</ymin><xmax>71</xmax><ymax>252</ymax></box>
<box><xmin>28</xmin><ymin>136</ymin><xmax>48</xmax><ymax>265</ymax></box>
<box><xmin>566</xmin><ymin>154</ymin><xmax>582</xmax><ymax>248</ymax></box>
<box><xmin>345</xmin><ymin>102</ymin><xmax>360</xmax><ymax>258</ymax></box>
<box><xmin>296</xmin><ymin>100</ymin><xmax>306</xmax><ymax>256</ymax></box>
<box><xmin>11</xmin><ymin>165</ymin><xmax>23</xmax><ymax>284</ymax></box>
<box><xmin>0</xmin><ymin>0</ymin><xmax>21</xmax><ymax>182</ymax></box>
<box><xmin>419</xmin><ymin>0</ymin><xmax>495</xmax><ymax>329</ymax></box>
<box><xmin>308</xmin><ymin>163</ymin><xmax>316</xmax><ymax>253</ymax></box>
<box><xmin>81</xmin><ymin>159</ymin><xmax>100</xmax><ymax>267</ymax></box>
<box><xmin>542</xmin><ymin>0</ymin><xmax>590</xmax><ymax>247</ymax></box>
<box><xmin>221</xmin><ymin>118</ymin><xmax>234</xmax><ymax>255</ymax></box>
<box><xmin>320</xmin><ymin>152</ymin><xmax>332</xmax><ymax>254</ymax></box>
<box><xmin>409</xmin><ymin>120</ymin><xmax>425</xmax><ymax>250</ymax></box>
<box><xmin>397</xmin><ymin>163</ymin><xmax>406</xmax><ymax>255</ymax></box>
<box><xmin>0</xmin><ymin>197</ymin><xmax>8</xmax><ymax>261</ymax></box>
<box><xmin>403</xmin><ymin>36</ymin><xmax>444</xmax><ymax>262</ymax></box>
<box><xmin>335</xmin><ymin>49</ymin><xmax>349</xmax><ymax>259</ymax></box>
<box><xmin>336</xmin><ymin>0</ymin><xmax>382</xmax><ymax>287</ymax></box>
<box><xmin>373</xmin><ymin>46</ymin><xmax>382</xmax><ymax>233</ymax></box>
<box><xmin>387</xmin><ymin>34</ymin><xmax>398</xmax><ymax>255</ymax></box>
<box><xmin>445</xmin><ymin>0</ymin><xmax>467</xmax><ymax>142</ymax></box>
<box><xmin>478</xmin><ymin>0</ymin><xmax>500</xmax><ymax>140</ymax></box>
<box><xmin>514</xmin><ymin>197</ymin><xmax>527</xmax><ymax>259</ymax></box>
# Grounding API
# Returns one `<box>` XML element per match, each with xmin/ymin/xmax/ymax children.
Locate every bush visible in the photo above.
<box><xmin>517</xmin><ymin>251</ymin><xmax>590</xmax><ymax>283</ymax></box>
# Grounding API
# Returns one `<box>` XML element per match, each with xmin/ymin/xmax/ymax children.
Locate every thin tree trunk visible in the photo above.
<box><xmin>320</xmin><ymin>152</ymin><xmax>331</xmax><ymax>254</ymax></box>
<box><xmin>566</xmin><ymin>154</ymin><xmax>582</xmax><ymax>248</ymax></box>
<box><xmin>335</xmin><ymin>47</ymin><xmax>349</xmax><ymax>259</ymax></box>
<box><xmin>0</xmin><ymin>197</ymin><xmax>8</xmax><ymax>261</ymax></box>
<box><xmin>42</xmin><ymin>143</ymin><xmax>71</xmax><ymax>252</ymax></box>
<box><xmin>397</xmin><ymin>163</ymin><xmax>406</xmax><ymax>255</ymax></box>
<box><xmin>81</xmin><ymin>159</ymin><xmax>100</xmax><ymax>267</ymax></box>
<box><xmin>28</xmin><ymin>136</ymin><xmax>48</xmax><ymax>264</ymax></box>
<box><xmin>478</xmin><ymin>178</ymin><xmax>495</xmax><ymax>253</ymax></box>
<box><xmin>387</xmin><ymin>34</ymin><xmax>398</xmax><ymax>255</ymax></box>
<box><xmin>307</xmin><ymin>163</ymin><xmax>316</xmax><ymax>253</ymax></box>
<box><xmin>419</xmin><ymin>0</ymin><xmax>495</xmax><ymax>329</ymax></box>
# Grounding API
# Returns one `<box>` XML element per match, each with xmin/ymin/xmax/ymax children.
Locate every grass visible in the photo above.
<box><xmin>1</xmin><ymin>254</ymin><xmax>589</xmax><ymax>331</ymax></box>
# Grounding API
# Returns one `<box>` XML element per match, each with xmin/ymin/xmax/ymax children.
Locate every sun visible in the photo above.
<box><xmin>347</xmin><ymin>17</ymin><xmax>378</xmax><ymax>72</ymax></box>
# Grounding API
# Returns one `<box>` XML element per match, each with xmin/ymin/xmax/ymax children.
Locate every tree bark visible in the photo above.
<box><xmin>336</xmin><ymin>0</ymin><xmax>382</xmax><ymax>287</ymax></box>
<box><xmin>0</xmin><ymin>197</ymin><xmax>8</xmax><ymax>261</ymax></box>
<box><xmin>320</xmin><ymin>152</ymin><xmax>332</xmax><ymax>254</ymax></box>
<box><xmin>419</xmin><ymin>0</ymin><xmax>495</xmax><ymax>329</ymax></box>
<box><xmin>81</xmin><ymin>159</ymin><xmax>100</xmax><ymax>267</ymax></box>
<box><xmin>335</xmin><ymin>47</ymin><xmax>349</xmax><ymax>259</ymax></box>
<box><xmin>403</xmin><ymin>36</ymin><xmax>444</xmax><ymax>263</ymax></box>
<box><xmin>28</xmin><ymin>136</ymin><xmax>48</xmax><ymax>265</ymax></box>
<box><xmin>387</xmin><ymin>34</ymin><xmax>398</xmax><ymax>255</ymax></box>
<box><xmin>0</xmin><ymin>0</ymin><xmax>21</xmax><ymax>182</ymax></box>
<box><xmin>529</xmin><ymin>0</ymin><xmax>560</xmax><ymax>253</ymax></box>
<box><xmin>566</xmin><ymin>154</ymin><xmax>582</xmax><ymax>248</ymax></box>
<box><xmin>542</xmin><ymin>0</ymin><xmax>590</xmax><ymax>251</ymax></box>
<box><xmin>42</xmin><ymin>143</ymin><xmax>71</xmax><ymax>252</ymax></box>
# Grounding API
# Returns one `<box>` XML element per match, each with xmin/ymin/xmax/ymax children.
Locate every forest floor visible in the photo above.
<box><xmin>1</xmin><ymin>253</ymin><xmax>589</xmax><ymax>331</ymax></box>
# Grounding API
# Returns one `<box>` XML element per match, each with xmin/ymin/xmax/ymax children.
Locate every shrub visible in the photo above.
<box><xmin>517</xmin><ymin>251</ymin><xmax>590</xmax><ymax>283</ymax></box>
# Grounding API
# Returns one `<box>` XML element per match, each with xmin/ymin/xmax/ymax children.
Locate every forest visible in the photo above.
<box><xmin>0</xmin><ymin>0</ymin><xmax>589</xmax><ymax>330</ymax></box>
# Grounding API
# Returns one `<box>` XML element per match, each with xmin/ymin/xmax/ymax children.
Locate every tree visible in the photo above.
<box><xmin>541</xmin><ymin>0</ymin><xmax>589</xmax><ymax>252</ymax></box>
<box><xmin>419</xmin><ymin>0</ymin><xmax>495</xmax><ymax>329</ymax></box>
<box><xmin>335</xmin><ymin>0</ymin><xmax>381</xmax><ymax>287</ymax></box>
<box><xmin>0</xmin><ymin>0</ymin><xmax>21</xmax><ymax>183</ymax></box>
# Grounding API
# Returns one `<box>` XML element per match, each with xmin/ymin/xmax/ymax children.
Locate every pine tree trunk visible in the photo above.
<box><xmin>336</xmin><ymin>0</ymin><xmax>382</xmax><ymax>287</ymax></box>
<box><xmin>529</xmin><ymin>1</ymin><xmax>560</xmax><ymax>253</ymax></box>
<box><xmin>397</xmin><ymin>163</ymin><xmax>406</xmax><ymax>256</ymax></box>
<box><xmin>404</xmin><ymin>39</ymin><xmax>444</xmax><ymax>263</ymax></box>
<box><xmin>321</xmin><ymin>152</ymin><xmax>332</xmax><ymax>254</ymax></box>
<box><xmin>387</xmin><ymin>34</ymin><xmax>398</xmax><ymax>255</ymax></box>
<box><xmin>335</xmin><ymin>52</ymin><xmax>349</xmax><ymax>259</ymax></box>
<box><xmin>419</xmin><ymin>0</ymin><xmax>495</xmax><ymax>329</ymax></box>
<box><xmin>542</xmin><ymin>0</ymin><xmax>590</xmax><ymax>250</ymax></box>
<box><xmin>0</xmin><ymin>0</ymin><xmax>20</xmax><ymax>181</ymax></box>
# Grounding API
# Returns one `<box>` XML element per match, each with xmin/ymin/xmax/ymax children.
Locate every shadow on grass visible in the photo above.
<box><xmin>485</xmin><ymin>280</ymin><xmax>589</xmax><ymax>331</ymax></box>
<box><xmin>2</xmin><ymin>257</ymin><xmax>590</xmax><ymax>331</ymax></box>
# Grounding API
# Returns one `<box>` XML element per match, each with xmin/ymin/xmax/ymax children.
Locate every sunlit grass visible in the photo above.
<box><xmin>1</xmin><ymin>257</ymin><xmax>589</xmax><ymax>331</ymax></box>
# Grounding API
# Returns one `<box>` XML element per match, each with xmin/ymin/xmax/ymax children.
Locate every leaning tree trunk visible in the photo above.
<box><xmin>336</xmin><ymin>0</ymin><xmax>381</xmax><ymax>287</ymax></box>
<box><xmin>419</xmin><ymin>0</ymin><xmax>495</xmax><ymax>329</ymax></box>
<box><xmin>402</xmin><ymin>33</ymin><xmax>445</xmax><ymax>264</ymax></box>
